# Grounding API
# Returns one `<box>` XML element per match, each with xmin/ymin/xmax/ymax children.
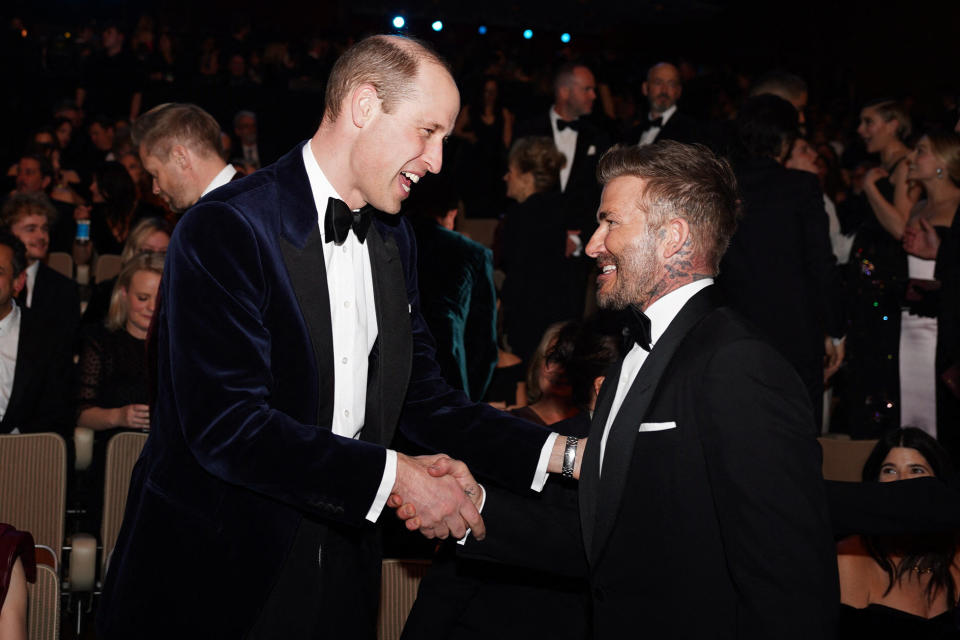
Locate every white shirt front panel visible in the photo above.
<box><xmin>550</xmin><ymin>106</ymin><xmax>578</xmax><ymax>192</ymax></box>
<box><xmin>0</xmin><ymin>300</ymin><xmax>22</xmax><ymax>424</ymax></box>
<box><xmin>598</xmin><ymin>279</ymin><xmax>713</xmax><ymax>472</ymax></box>
<box><xmin>301</xmin><ymin>142</ymin><xmax>393</xmax><ymax>522</ymax></box>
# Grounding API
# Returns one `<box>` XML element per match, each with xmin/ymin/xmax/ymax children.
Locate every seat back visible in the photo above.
<box><xmin>457</xmin><ymin>218</ymin><xmax>499</xmax><ymax>249</ymax></box>
<box><xmin>27</xmin><ymin>561</ymin><xmax>60</xmax><ymax>640</ymax></box>
<box><xmin>94</xmin><ymin>254</ymin><xmax>123</xmax><ymax>283</ymax></box>
<box><xmin>0</xmin><ymin>434</ymin><xmax>66</xmax><ymax>570</ymax></box>
<box><xmin>101</xmin><ymin>431</ymin><xmax>148</xmax><ymax>575</ymax></box>
<box><xmin>46</xmin><ymin>252</ymin><xmax>74</xmax><ymax>279</ymax></box>
<box><xmin>818</xmin><ymin>436</ymin><xmax>879</xmax><ymax>482</ymax></box>
<box><xmin>377</xmin><ymin>558</ymin><xmax>430</xmax><ymax>640</ymax></box>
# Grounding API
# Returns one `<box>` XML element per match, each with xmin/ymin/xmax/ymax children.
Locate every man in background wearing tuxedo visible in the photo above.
<box><xmin>628</xmin><ymin>62</ymin><xmax>704</xmax><ymax>147</ymax></box>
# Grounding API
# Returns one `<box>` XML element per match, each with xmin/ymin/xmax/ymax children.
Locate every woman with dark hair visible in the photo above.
<box><xmin>510</xmin><ymin>321</ymin><xmax>582</xmax><ymax>426</ymax></box>
<box><xmin>837</xmin><ymin>428</ymin><xmax>960</xmax><ymax>637</ymax></box>
<box><xmin>89</xmin><ymin>161</ymin><xmax>162</xmax><ymax>255</ymax></box>
<box><xmin>499</xmin><ymin>136</ymin><xmax>585</xmax><ymax>363</ymax></box>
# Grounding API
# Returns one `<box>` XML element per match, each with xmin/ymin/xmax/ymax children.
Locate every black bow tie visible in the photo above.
<box><xmin>556</xmin><ymin>118</ymin><xmax>581</xmax><ymax>132</ymax></box>
<box><xmin>623</xmin><ymin>305</ymin><xmax>652</xmax><ymax>352</ymax></box>
<box><xmin>324</xmin><ymin>197</ymin><xmax>372</xmax><ymax>245</ymax></box>
<box><xmin>645</xmin><ymin>117</ymin><xmax>664</xmax><ymax>130</ymax></box>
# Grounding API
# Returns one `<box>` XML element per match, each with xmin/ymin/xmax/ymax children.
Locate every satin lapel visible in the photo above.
<box><xmin>363</xmin><ymin>221</ymin><xmax>412</xmax><ymax>446</ymax></box>
<box><xmin>279</xmin><ymin>227</ymin><xmax>334</xmax><ymax>428</ymax></box>
<box><xmin>578</xmin><ymin>358</ymin><xmax>623</xmax><ymax>559</ymax></box>
<box><xmin>589</xmin><ymin>286</ymin><xmax>721</xmax><ymax>562</ymax></box>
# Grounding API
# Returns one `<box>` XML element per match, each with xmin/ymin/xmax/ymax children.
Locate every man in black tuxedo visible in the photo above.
<box><xmin>424</xmin><ymin>141</ymin><xmax>838</xmax><ymax>639</ymax></box>
<box><xmin>0</xmin><ymin>232</ymin><xmax>74</xmax><ymax>437</ymax></box>
<box><xmin>515</xmin><ymin>62</ymin><xmax>611</xmax><ymax>232</ymax></box>
<box><xmin>626</xmin><ymin>62</ymin><xmax>704</xmax><ymax>147</ymax></box>
<box><xmin>99</xmin><ymin>36</ymin><xmax>573</xmax><ymax>639</ymax></box>
<box><xmin>0</xmin><ymin>193</ymin><xmax>80</xmax><ymax>344</ymax></box>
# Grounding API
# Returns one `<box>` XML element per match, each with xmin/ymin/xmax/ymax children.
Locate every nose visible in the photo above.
<box><xmin>423</xmin><ymin>137</ymin><xmax>443</xmax><ymax>174</ymax></box>
<box><xmin>585</xmin><ymin>226</ymin><xmax>605</xmax><ymax>258</ymax></box>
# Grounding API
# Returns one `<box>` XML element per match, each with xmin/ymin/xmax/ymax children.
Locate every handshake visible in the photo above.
<box><xmin>389</xmin><ymin>437</ymin><xmax>585</xmax><ymax>541</ymax></box>
<box><xmin>388</xmin><ymin>453</ymin><xmax>486</xmax><ymax>541</ymax></box>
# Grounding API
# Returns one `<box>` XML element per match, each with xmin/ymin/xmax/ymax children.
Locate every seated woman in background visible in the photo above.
<box><xmin>509</xmin><ymin>321</ymin><xmax>581</xmax><ymax>426</ymax></box>
<box><xmin>89</xmin><ymin>162</ymin><xmax>163</xmax><ymax>256</ymax></box>
<box><xmin>82</xmin><ymin>216</ymin><xmax>170</xmax><ymax>326</ymax></box>
<box><xmin>0</xmin><ymin>523</ymin><xmax>35</xmax><ymax>640</ymax></box>
<box><xmin>837</xmin><ymin>427</ymin><xmax>960</xmax><ymax>637</ymax></box>
<box><xmin>75</xmin><ymin>253</ymin><xmax>164</xmax><ymax>529</ymax></box>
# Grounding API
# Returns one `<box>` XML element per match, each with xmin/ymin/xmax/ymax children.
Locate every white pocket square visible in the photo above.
<box><xmin>638</xmin><ymin>421</ymin><xmax>676</xmax><ymax>432</ymax></box>
<box><xmin>408</xmin><ymin>304</ymin><xmax>412</xmax><ymax>313</ymax></box>
<box><xmin>587</xmin><ymin>145</ymin><xmax>597</xmax><ymax>156</ymax></box>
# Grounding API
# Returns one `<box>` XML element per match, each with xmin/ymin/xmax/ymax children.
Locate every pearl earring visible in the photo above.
<box><xmin>936</xmin><ymin>167</ymin><xmax>944</xmax><ymax>178</ymax></box>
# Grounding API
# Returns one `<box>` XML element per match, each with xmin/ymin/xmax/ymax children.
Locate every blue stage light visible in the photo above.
<box><xmin>392</xmin><ymin>16</ymin><xmax>405</xmax><ymax>29</ymax></box>
<box><xmin>432</xmin><ymin>20</ymin><xmax>443</xmax><ymax>32</ymax></box>
<box><xmin>478</xmin><ymin>25</ymin><xmax>487</xmax><ymax>35</ymax></box>
<box><xmin>560</xmin><ymin>32</ymin><xmax>571</xmax><ymax>43</ymax></box>
<box><xmin>523</xmin><ymin>29</ymin><xmax>533</xmax><ymax>39</ymax></box>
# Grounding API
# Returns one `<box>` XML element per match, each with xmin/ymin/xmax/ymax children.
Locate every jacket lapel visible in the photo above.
<box><xmin>1</xmin><ymin>309</ymin><xmax>34</xmax><ymax>430</ymax></box>
<box><xmin>583</xmin><ymin>286</ymin><xmax>721</xmax><ymax>563</ymax></box>
<box><xmin>276</xmin><ymin>143</ymin><xmax>335</xmax><ymax>428</ymax></box>
<box><xmin>362</xmin><ymin>220</ymin><xmax>412</xmax><ymax>447</ymax></box>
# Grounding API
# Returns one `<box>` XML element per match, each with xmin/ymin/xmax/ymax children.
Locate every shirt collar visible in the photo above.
<box><xmin>650</xmin><ymin>104</ymin><xmax>678</xmax><ymax>126</ymax></box>
<box><xmin>201</xmin><ymin>164</ymin><xmax>238</xmax><ymax>198</ymax></box>
<box><xmin>0</xmin><ymin>299</ymin><xmax>20</xmax><ymax>337</ymax></box>
<box><xmin>302</xmin><ymin>140</ymin><xmax>351</xmax><ymax>240</ymax></box>
<box><xmin>549</xmin><ymin>106</ymin><xmax>575</xmax><ymax>133</ymax></box>
<box><xmin>645</xmin><ymin>278</ymin><xmax>713</xmax><ymax>347</ymax></box>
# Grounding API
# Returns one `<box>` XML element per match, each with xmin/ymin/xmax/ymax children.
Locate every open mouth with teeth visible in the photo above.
<box><xmin>399</xmin><ymin>171</ymin><xmax>420</xmax><ymax>193</ymax></box>
<box><xmin>597</xmin><ymin>262</ymin><xmax>617</xmax><ymax>287</ymax></box>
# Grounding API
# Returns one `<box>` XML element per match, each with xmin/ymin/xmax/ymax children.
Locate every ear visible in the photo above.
<box><xmin>171</xmin><ymin>144</ymin><xmax>190</xmax><ymax>170</ymax></box>
<box><xmin>661</xmin><ymin>217</ymin><xmax>691</xmax><ymax>260</ymax></box>
<box><xmin>12</xmin><ymin>272</ymin><xmax>25</xmax><ymax>297</ymax></box>
<box><xmin>351</xmin><ymin>83</ymin><xmax>381</xmax><ymax>128</ymax></box>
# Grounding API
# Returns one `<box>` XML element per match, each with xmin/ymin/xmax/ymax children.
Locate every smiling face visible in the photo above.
<box><xmin>10</xmin><ymin>214</ymin><xmax>49</xmax><ymax>263</ymax></box>
<box><xmin>857</xmin><ymin>106</ymin><xmax>898</xmax><ymax>154</ymax></box>
<box><xmin>123</xmin><ymin>269</ymin><xmax>161</xmax><ymax>339</ymax></box>
<box><xmin>878</xmin><ymin>447</ymin><xmax>934</xmax><ymax>482</ymax></box>
<box><xmin>586</xmin><ymin>175</ymin><xmax>666</xmax><ymax>310</ymax></box>
<box><xmin>907</xmin><ymin>135</ymin><xmax>942</xmax><ymax>182</ymax></box>
<box><xmin>350</xmin><ymin>61</ymin><xmax>459</xmax><ymax>214</ymax></box>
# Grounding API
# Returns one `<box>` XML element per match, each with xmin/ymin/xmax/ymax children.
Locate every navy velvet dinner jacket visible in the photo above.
<box><xmin>97</xmin><ymin>143</ymin><xmax>551</xmax><ymax>638</ymax></box>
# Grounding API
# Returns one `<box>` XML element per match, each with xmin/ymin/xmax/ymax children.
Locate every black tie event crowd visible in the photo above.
<box><xmin>1</xmin><ymin>13</ymin><xmax>960</xmax><ymax>640</ymax></box>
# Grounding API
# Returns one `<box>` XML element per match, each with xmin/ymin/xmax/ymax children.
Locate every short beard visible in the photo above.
<box><xmin>596</xmin><ymin>225</ymin><xmax>662</xmax><ymax>311</ymax></box>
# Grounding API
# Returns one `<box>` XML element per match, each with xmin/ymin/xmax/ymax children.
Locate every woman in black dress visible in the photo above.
<box><xmin>75</xmin><ymin>252</ymin><xmax>163</xmax><ymax>528</ymax></box>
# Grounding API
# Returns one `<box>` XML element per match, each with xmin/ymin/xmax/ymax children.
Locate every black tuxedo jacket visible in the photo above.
<box><xmin>463</xmin><ymin>287</ymin><xmax>839</xmax><ymax>639</ymax></box>
<box><xmin>717</xmin><ymin>158</ymin><xmax>843</xmax><ymax>408</ymax></box>
<box><xmin>25</xmin><ymin>262</ymin><xmax>81</xmax><ymax>344</ymax></box>
<box><xmin>0</xmin><ymin>306</ymin><xmax>74</xmax><ymax>436</ymax></box>
<box><xmin>624</xmin><ymin>110</ymin><xmax>705</xmax><ymax>147</ymax></box>
<box><xmin>97</xmin><ymin>143</ymin><xmax>552</xmax><ymax>639</ymax></box>
<box><xmin>515</xmin><ymin>112</ymin><xmax>611</xmax><ymax>231</ymax></box>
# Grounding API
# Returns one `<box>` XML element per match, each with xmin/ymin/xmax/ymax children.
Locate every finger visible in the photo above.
<box><xmin>426</xmin><ymin>457</ymin><xmax>455</xmax><ymax>477</ymax></box>
<box><xmin>387</xmin><ymin>494</ymin><xmax>403</xmax><ymax>508</ymax></box>
<box><xmin>443</xmin><ymin>514</ymin><xmax>467</xmax><ymax>541</ymax></box>
<box><xmin>459</xmin><ymin>501</ymin><xmax>486</xmax><ymax>540</ymax></box>
<box><xmin>404</xmin><ymin>516</ymin><xmax>422</xmax><ymax>531</ymax></box>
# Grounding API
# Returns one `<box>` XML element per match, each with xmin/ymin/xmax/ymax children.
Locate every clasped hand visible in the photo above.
<box><xmin>389</xmin><ymin>453</ymin><xmax>485</xmax><ymax>541</ymax></box>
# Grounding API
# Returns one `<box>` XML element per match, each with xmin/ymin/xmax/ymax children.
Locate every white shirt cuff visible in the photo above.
<box><xmin>365</xmin><ymin>448</ymin><xmax>397</xmax><ymax>522</ymax></box>
<box><xmin>531</xmin><ymin>432</ymin><xmax>559</xmax><ymax>493</ymax></box>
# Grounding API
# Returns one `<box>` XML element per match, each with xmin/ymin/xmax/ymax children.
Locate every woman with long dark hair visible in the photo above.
<box><xmin>837</xmin><ymin>428</ymin><xmax>960</xmax><ymax>637</ymax></box>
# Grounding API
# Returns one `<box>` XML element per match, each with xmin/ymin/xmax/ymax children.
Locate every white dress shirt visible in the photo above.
<box><xmin>638</xmin><ymin>104</ymin><xmax>677</xmax><ymax>146</ymax></box>
<box><xmin>23</xmin><ymin>261</ymin><xmax>39</xmax><ymax>308</ymax></box>
<box><xmin>549</xmin><ymin>107</ymin><xmax>578</xmax><ymax>193</ymax></box>
<box><xmin>301</xmin><ymin>141</ymin><xmax>394</xmax><ymax>522</ymax></box>
<box><xmin>598</xmin><ymin>279</ymin><xmax>713</xmax><ymax>472</ymax></box>
<box><xmin>0</xmin><ymin>300</ymin><xmax>21</xmax><ymax>428</ymax></box>
<box><xmin>201</xmin><ymin>164</ymin><xmax>238</xmax><ymax>199</ymax></box>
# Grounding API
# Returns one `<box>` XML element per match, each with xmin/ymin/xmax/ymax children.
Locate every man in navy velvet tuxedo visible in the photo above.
<box><xmin>98</xmin><ymin>35</ymin><xmax>581</xmax><ymax>639</ymax></box>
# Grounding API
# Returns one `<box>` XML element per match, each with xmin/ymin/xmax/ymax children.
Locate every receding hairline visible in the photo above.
<box><xmin>646</xmin><ymin>62</ymin><xmax>680</xmax><ymax>83</ymax></box>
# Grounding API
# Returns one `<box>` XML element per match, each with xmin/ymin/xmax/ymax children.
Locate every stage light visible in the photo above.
<box><xmin>21</xmin><ymin>29</ymin><xmax>27</xmax><ymax>38</ymax></box>
<box><xmin>560</xmin><ymin>32</ymin><xmax>571</xmax><ymax>43</ymax></box>
<box><xmin>523</xmin><ymin>29</ymin><xmax>533</xmax><ymax>39</ymax></box>
<box><xmin>64</xmin><ymin>32</ymin><xmax>72</xmax><ymax>39</ymax></box>
<box><xmin>392</xmin><ymin>16</ymin><xmax>406</xmax><ymax>29</ymax></box>
<box><xmin>478</xmin><ymin>25</ymin><xmax>487</xmax><ymax>35</ymax></box>
<box><xmin>432</xmin><ymin>20</ymin><xmax>443</xmax><ymax>32</ymax></box>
